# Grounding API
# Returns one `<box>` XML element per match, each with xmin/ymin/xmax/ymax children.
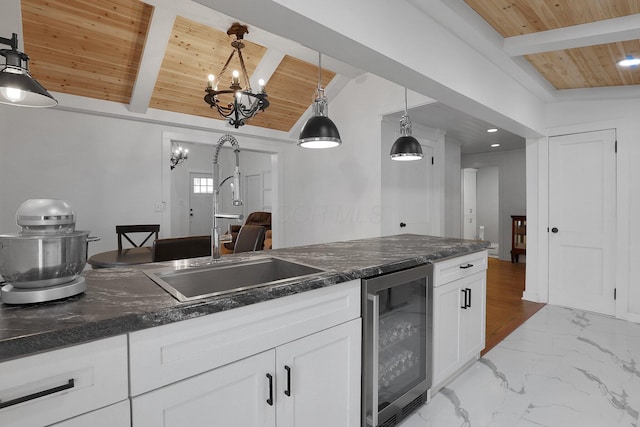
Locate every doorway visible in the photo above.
<box><xmin>168</xmin><ymin>139</ymin><xmax>274</xmax><ymax>239</ymax></box>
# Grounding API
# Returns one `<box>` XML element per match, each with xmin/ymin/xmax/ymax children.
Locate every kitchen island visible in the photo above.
<box><xmin>0</xmin><ymin>234</ymin><xmax>488</xmax><ymax>361</ymax></box>
<box><xmin>0</xmin><ymin>234</ymin><xmax>488</xmax><ymax>427</ymax></box>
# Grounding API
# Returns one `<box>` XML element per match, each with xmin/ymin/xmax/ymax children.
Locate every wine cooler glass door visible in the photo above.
<box><xmin>364</xmin><ymin>267</ymin><xmax>429</xmax><ymax>426</ymax></box>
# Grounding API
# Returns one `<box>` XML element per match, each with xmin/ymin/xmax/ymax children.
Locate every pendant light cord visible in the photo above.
<box><xmin>318</xmin><ymin>52</ymin><xmax>322</xmax><ymax>92</ymax></box>
<box><xmin>404</xmin><ymin>87</ymin><xmax>408</xmax><ymax>115</ymax></box>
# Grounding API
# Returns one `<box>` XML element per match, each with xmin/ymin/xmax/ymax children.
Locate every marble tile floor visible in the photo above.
<box><xmin>401</xmin><ymin>305</ymin><xmax>640</xmax><ymax>427</ymax></box>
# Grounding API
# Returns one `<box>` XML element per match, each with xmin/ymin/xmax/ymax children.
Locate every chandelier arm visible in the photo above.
<box><xmin>237</xmin><ymin>49</ymin><xmax>252</xmax><ymax>91</ymax></box>
<box><xmin>217</xmin><ymin>49</ymin><xmax>237</xmax><ymax>83</ymax></box>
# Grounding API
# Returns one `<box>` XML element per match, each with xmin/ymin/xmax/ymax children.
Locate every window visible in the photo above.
<box><xmin>193</xmin><ymin>177</ymin><xmax>213</xmax><ymax>194</ymax></box>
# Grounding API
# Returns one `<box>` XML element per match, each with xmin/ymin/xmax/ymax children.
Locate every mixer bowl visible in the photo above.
<box><xmin>0</xmin><ymin>231</ymin><xmax>95</xmax><ymax>288</ymax></box>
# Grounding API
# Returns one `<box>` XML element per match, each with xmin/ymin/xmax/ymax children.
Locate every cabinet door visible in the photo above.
<box><xmin>131</xmin><ymin>350</ymin><xmax>276</xmax><ymax>427</ymax></box>
<box><xmin>432</xmin><ymin>281</ymin><xmax>463</xmax><ymax>387</ymax></box>
<box><xmin>460</xmin><ymin>271</ymin><xmax>486</xmax><ymax>359</ymax></box>
<box><xmin>276</xmin><ymin>319</ymin><xmax>361</xmax><ymax>427</ymax></box>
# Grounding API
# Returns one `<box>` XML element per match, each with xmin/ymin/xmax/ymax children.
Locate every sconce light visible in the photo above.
<box><xmin>170</xmin><ymin>144</ymin><xmax>189</xmax><ymax>170</ymax></box>
<box><xmin>0</xmin><ymin>33</ymin><xmax>57</xmax><ymax>107</ymax></box>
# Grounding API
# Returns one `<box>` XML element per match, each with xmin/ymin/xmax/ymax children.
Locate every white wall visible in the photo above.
<box><xmin>0</xmin><ymin>106</ymin><xmax>164</xmax><ymax>255</ymax></box>
<box><xmin>462</xmin><ymin>149</ymin><xmax>526</xmax><ymax>261</ymax></box>
<box><xmin>281</xmin><ymin>73</ymin><xmax>435</xmax><ymax>247</ymax></box>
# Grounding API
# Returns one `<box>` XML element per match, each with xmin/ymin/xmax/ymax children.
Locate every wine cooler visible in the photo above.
<box><xmin>362</xmin><ymin>264</ymin><xmax>432</xmax><ymax>427</ymax></box>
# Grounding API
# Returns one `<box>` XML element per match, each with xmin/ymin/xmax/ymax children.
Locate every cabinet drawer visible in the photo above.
<box><xmin>129</xmin><ymin>280</ymin><xmax>361</xmax><ymax>396</ymax></box>
<box><xmin>52</xmin><ymin>400</ymin><xmax>130</xmax><ymax>427</ymax></box>
<box><xmin>433</xmin><ymin>250</ymin><xmax>487</xmax><ymax>287</ymax></box>
<box><xmin>0</xmin><ymin>335</ymin><xmax>128</xmax><ymax>427</ymax></box>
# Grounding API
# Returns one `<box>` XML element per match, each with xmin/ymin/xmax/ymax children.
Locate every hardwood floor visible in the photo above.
<box><xmin>482</xmin><ymin>257</ymin><xmax>545</xmax><ymax>356</ymax></box>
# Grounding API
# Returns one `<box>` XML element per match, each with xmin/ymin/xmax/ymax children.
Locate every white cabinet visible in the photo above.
<box><xmin>132</xmin><ymin>318</ymin><xmax>361</xmax><ymax>427</ymax></box>
<box><xmin>432</xmin><ymin>250</ymin><xmax>487</xmax><ymax>390</ymax></box>
<box><xmin>276</xmin><ymin>319</ymin><xmax>361</xmax><ymax>427</ymax></box>
<box><xmin>0</xmin><ymin>335</ymin><xmax>129</xmax><ymax>427</ymax></box>
<box><xmin>129</xmin><ymin>281</ymin><xmax>361</xmax><ymax>427</ymax></box>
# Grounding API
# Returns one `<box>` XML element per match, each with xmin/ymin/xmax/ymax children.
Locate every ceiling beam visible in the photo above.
<box><xmin>504</xmin><ymin>14</ymin><xmax>640</xmax><ymax>56</ymax></box>
<box><xmin>250</xmin><ymin>49</ymin><xmax>285</xmax><ymax>92</ymax></box>
<box><xmin>128</xmin><ymin>7</ymin><xmax>176</xmax><ymax>114</ymax></box>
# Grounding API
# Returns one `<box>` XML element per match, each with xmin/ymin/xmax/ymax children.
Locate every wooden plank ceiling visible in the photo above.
<box><xmin>20</xmin><ymin>0</ymin><xmax>637</xmax><ymax>120</ymax></box>
<box><xmin>464</xmin><ymin>0</ymin><xmax>640</xmax><ymax>89</ymax></box>
<box><xmin>19</xmin><ymin>0</ymin><xmax>335</xmax><ymax>133</ymax></box>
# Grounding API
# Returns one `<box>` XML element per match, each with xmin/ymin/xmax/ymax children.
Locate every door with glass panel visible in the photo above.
<box><xmin>362</xmin><ymin>264</ymin><xmax>432</xmax><ymax>427</ymax></box>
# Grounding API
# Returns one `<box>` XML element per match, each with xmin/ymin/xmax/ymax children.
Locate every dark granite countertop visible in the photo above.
<box><xmin>0</xmin><ymin>234</ymin><xmax>488</xmax><ymax>362</ymax></box>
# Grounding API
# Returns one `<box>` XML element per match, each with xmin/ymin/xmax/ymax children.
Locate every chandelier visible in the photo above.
<box><xmin>204</xmin><ymin>23</ymin><xmax>269</xmax><ymax>128</ymax></box>
<box><xmin>170</xmin><ymin>144</ymin><xmax>189</xmax><ymax>170</ymax></box>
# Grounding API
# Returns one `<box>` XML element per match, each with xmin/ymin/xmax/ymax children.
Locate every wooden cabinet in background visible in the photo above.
<box><xmin>510</xmin><ymin>215</ymin><xmax>526</xmax><ymax>263</ymax></box>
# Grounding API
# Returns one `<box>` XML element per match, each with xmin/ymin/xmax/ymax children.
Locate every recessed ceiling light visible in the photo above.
<box><xmin>618</xmin><ymin>56</ymin><xmax>640</xmax><ymax>67</ymax></box>
<box><xmin>487</xmin><ymin>128</ymin><xmax>498</xmax><ymax>133</ymax></box>
<box><xmin>491</xmin><ymin>143</ymin><xmax>500</xmax><ymax>148</ymax></box>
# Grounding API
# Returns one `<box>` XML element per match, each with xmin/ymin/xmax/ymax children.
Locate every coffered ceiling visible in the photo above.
<box><xmin>15</xmin><ymin>0</ymin><xmax>640</xmax><ymax>148</ymax></box>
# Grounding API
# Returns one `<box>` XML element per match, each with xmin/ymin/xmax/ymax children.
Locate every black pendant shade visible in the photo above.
<box><xmin>390</xmin><ymin>135</ymin><xmax>423</xmax><ymax>161</ymax></box>
<box><xmin>298</xmin><ymin>115</ymin><xmax>341</xmax><ymax>149</ymax></box>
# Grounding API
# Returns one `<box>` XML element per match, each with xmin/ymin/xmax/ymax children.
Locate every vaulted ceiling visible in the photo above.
<box><xmin>15</xmin><ymin>0</ymin><xmax>640</xmax><ymax>143</ymax></box>
<box><xmin>20</xmin><ymin>0</ymin><xmax>337</xmax><ymax>133</ymax></box>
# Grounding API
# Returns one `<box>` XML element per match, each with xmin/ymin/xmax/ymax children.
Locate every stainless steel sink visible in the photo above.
<box><xmin>144</xmin><ymin>257</ymin><xmax>325</xmax><ymax>302</ymax></box>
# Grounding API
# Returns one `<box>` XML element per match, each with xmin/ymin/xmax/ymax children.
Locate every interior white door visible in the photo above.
<box><xmin>245</xmin><ymin>173</ymin><xmax>263</xmax><ymax>215</ymax></box>
<box><xmin>548</xmin><ymin>129</ymin><xmax>616</xmax><ymax>315</ymax></box>
<box><xmin>398</xmin><ymin>143</ymin><xmax>434</xmax><ymax>234</ymax></box>
<box><xmin>462</xmin><ymin>168</ymin><xmax>477</xmax><ymax>239</ymax></box>
<box><xmin>189</xmin><ymin>172</ymin><xmax>213</xmax><ymax>236</ymax></box>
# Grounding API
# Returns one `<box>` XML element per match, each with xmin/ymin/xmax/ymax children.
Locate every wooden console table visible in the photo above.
<box><xmin>510</xmin><ymin>215</ymin><xmax>526</xmax><ymax>263</ymax></box>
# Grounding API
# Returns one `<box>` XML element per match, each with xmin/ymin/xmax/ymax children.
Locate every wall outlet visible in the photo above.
<box><xmin>154</xmin><ymin>201</ymin><xmax>166</xmax><ymax>212</ymax></box>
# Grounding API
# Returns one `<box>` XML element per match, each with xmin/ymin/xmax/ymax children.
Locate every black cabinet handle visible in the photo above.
<box><xmin>284</xmin><ymin>365</ymin><xmax>292</xmax><ymax>397</ymax></box>
<box><xmin>400</xmin><ymin>222</ymin><xmax>406</xmax><ymax>228</ymax></box>
<box><xmin>466</xmin><ymin>287</ymin><xmax>472</xmax><ymax>308</ymax></box>
<box><xmin>461</xmin><ymin>289</ymin><xmax>468</xmax><ymax>309</ymax></box>
<box><xmin>0</xmin><ymin>379</ymin><xmax>75</xmax><ymax>409</ymax></box>
<box><xmin>551</xmin><ymin>227</ymin><xmax>559</xmax><ymax>233</ymax></box>
<box><xmin>460</xmin><ymin>263</ymin><xmax>474</xmax><ymax>269</ymax></box>
<box><xmin>266</xmin><ymin>374</ymin><xmax>274</xmax><ymax>406</ymax></box>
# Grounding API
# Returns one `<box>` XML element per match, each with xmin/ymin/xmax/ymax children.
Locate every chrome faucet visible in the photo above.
<box><xmin>212</xmin><ymin>134</ymin><xmax>243</xmax><ymax>260</ymax></box>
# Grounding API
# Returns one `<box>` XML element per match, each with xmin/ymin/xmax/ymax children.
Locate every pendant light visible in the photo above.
<box><xmin>390</xmin><ymin>88</ymin><xmax>423</xmax><ymax>161</ymax></box>
<box><xmin>298</xmin><ymin>52</ymin><xmax>341</xmax><ymax>149</ymax></box>
<box><xmin>0</xmin><ymin>33</ymin><xmax>57</xmax><ymax>107</ymax></box>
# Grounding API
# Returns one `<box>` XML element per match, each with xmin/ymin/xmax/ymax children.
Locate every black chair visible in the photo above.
<box><xmin>116</xmin><ymin>224</ymin><xmax>160</xmax><ymax>251</ymax></box>
<box><xmin>152</xmin><ymin>235</ymin><xmax>212</xmax><ymax>262</ymax></box>
<box><xmin>233</xmin><ymin>225</ymin><xmax>266</xmax><ymax>254</ymax></box>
